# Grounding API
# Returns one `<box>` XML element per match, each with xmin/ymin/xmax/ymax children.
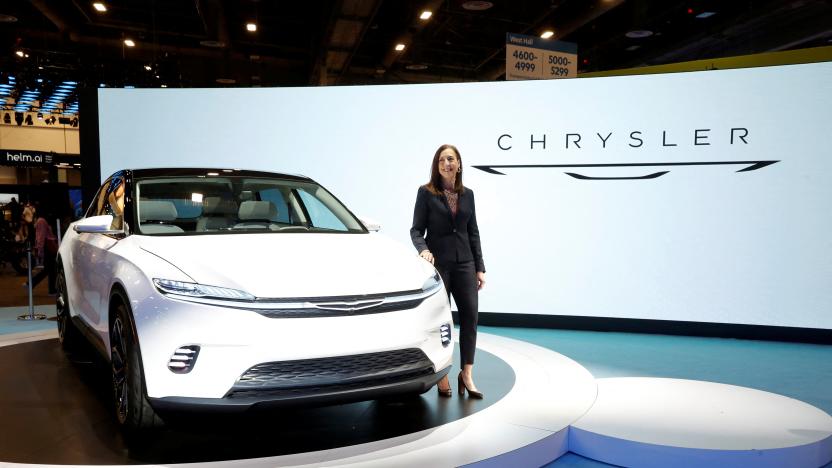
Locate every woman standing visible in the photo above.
<box><xmin>411</xmin><ymin>144</ymin><xmax>486</xmax><ymax>398</ymax></box>
<box><xmin>31</xmin><ymin>209</ymin><xmax>58</xmax><ymax>294</ymax></box>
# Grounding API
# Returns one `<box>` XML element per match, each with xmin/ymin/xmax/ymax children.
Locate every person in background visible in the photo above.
<box><xmin>6</xmin><ymin>197</ymin><xmax>21</xmax><ymax>230</ymax></box>
<box><xmin>30</xmin><ymin>209</ymin><xmax>58</xmax><ymax>294</ymax></box>
<box><xmin>410</xmin><ymin>144</ymin><xmax>487</xmax><ymax>399</ymax></box>
<box><xmin>15</xmin><ymin>201</ymin><xmax>35</xmax><ymax>243</ymax></box>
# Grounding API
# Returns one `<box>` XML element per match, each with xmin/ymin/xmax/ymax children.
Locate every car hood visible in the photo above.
<box><xmin>136</xmin><ymin>233</ymin><xmax>431</xmax><ymax>298</ymax></box>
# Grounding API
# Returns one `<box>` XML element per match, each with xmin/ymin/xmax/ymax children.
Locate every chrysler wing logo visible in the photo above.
<box><xmin>313</xmin><ymin>299</ymin><xmax>384</xmax><ymax>313</ymax></box>
<box><xmin>473</xmin><ymin>160</ymin><xmax>779</xmax><ymax>180</ymax></box>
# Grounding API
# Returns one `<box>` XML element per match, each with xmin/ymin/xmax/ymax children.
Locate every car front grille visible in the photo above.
<box><xmin>236</xmin><ymin>288</ymin><xmax>435</xmax><ymax>318</ymax></box>
<box><xmin>254</xmin><ymin>297</ymin><xmax>426</xmax><ymax>318</ymax></box>
<box><xmin>226</xmin><ymin>348</ymin><xmax>434</xmax><ymax>399</ymax></box>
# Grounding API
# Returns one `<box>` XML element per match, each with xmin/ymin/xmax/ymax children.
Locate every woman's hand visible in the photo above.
<box><xmin>419</xmin><ymin>250</ymin><xmax>434</xmax><ymax>264</ymax></box>
<box><xmin>476</xmin><ymin>272</ymin><xmax>486</xmax><ymax>290</ymax></box>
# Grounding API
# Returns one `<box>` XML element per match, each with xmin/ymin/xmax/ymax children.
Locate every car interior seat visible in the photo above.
<box><xmin>139</xmin><ymin>200</ymin><xmax>185</xmax><ymax>234</ymax></box>
<box><xmin>196</xmin><ymin>196</ymin><xmax>237</xmax><ymax>232</ymax></box>
<box><xmin>234</xmin><ymin>200</ymin><xmax>278</xmax><ymax>229</ymax></box>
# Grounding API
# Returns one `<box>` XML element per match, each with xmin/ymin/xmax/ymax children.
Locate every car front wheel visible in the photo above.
<box><xmin>110</xmin><ymin>294</ymin><xmax>164</xmax><ymax>432</ymax></box>
<box><xmin>55</xmin><ymin>267</ymin><xmax>81</xmax><ymax>353</ymax></box>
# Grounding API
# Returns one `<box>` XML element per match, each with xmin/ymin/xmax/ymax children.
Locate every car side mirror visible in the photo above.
<box><xmin>74</xmin><ymin>215</ymin><xmax>124</xmax><ymax>235</ymax></box>
<box><xmin>359</xmin><ymin>216</ymin><xmax>381</xmax><ymax>232</ymax></box>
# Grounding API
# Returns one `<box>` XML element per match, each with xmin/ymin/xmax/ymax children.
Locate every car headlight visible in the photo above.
<box><xmin>153</xmin><ymin>278</ymin><xmax>255</xmax><ymax>301</ymax></box>
<box><xmin>421</xmin><ymin>271</ymin><xmax>442</xmax><ymax>295</ymax></box>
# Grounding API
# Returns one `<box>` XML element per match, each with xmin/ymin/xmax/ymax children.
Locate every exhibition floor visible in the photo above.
<box><xmin>1</xmin><ymin>309</ymin><xmax>831</xmax><ymax>467</ymax></box>
<box><xmin>0</xmin><ymin>265</ymin><xmax>53</xmax><ymax>309</ymax></box>
<box><xmin>0</xmin><ymin>337</ymin><xmax>515</xmax><ymax>464</ymax></box>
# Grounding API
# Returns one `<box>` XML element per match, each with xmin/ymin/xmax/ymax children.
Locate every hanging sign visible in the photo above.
<box><xmin>506</xmin><ymin>32</ymin><xmax>578</xmax><ymax>81</ymax></box>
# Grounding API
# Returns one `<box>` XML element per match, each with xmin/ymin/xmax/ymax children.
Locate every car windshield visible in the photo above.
<box><xmin>133</xmin><ymin>176</ymin><xmax>367</xmax><ymax>235</ymax></box>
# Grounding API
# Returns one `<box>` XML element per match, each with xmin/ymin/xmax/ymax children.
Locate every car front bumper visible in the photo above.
<box><xmin>133</xmin><ymin>281</ymin><xmax>454</xmax><ymax>401</ymax></box>
<box><xmin>149</xmin><ymin>365</ymin><xmax>449</xmax><ymax>413</ymax></box>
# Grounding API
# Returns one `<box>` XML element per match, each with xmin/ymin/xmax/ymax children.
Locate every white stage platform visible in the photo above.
<box><xmin>1</xmin><ymin>329</ymin><xmax>831</xmax><ymax>467</ymax></box>
<box><xmin>570</xmin><ymin>377</ymin><xmax>832</xmax><ymax>467</ymax></box>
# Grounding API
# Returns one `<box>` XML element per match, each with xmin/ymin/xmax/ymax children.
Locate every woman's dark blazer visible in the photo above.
<box><xmin>410</xmin><ymin>185</ymin><xmax>485</xmax><ymax>273</ymax></box>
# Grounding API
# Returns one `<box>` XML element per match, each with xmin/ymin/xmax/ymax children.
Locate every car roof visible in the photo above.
<box><xmin>121</xmin><ymin>168</ymin><xmax>313</xmax><ymax>182</ymax></box>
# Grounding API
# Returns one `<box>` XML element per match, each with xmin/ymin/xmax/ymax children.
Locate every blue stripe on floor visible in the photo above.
<box><xmin>0</xmin><ymin>305</ymin><xmax>56</xmax><ymax>335</ymax></box>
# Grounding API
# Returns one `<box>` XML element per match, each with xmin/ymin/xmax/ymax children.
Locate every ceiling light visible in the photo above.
<box><xmin>206</xmin><ymin>172</ymin><xmax>219</xmax><ymax>176</ymax></box>
<box><xmin>124</xmin><ymin>39</ymin><xmax>135</xmax><ymax>47</ymax></box>
<box><xmin>15</xmin><ymin>50</ymin><xmax>24</xmax><ymax>57</ymax></box>
<box><xmin>93</xmin><ymin>2</ymin><xmax>107</xmax><ymax>12</ymax></box>
<box><xmin>395</xmin><ymin>43</ymin><xmax>406</xmax><ymax>51</ymax></box>
<box><xmin>144</xmin><ymin>65</ymin><xmax>151</xmax><ymax>71</ymax></box>
<box><xmin>625</xmin><ymin>30</ymin><xmax>653</xmax><ymax>39</ymax></box>
<box><xmin>420</xmin><ymin>11</ymin><xmax>432</xmax><ymax>20</ymax></box>
<box><xmin>405</xmin><ymin>63</ymin><xmax>428</xmax><ymax>71</ymax></box>
<box><xmin>540</xmin><ymin>31</ymin><xmax>554</xmax><ymax>39</ymax></box>
<box><xmin>161</xmin><ymin>84</ymin><xmax>167</xmax><ymax>88</ymax></box>
<box><xmin>696</xmin><ymin>11</ymin><xmax>716</xmax><ymax>19</ymax></box>
<box><xmin>246</xmin><ymin>22</ymin><xmax>257</xmax><ymax>32</ymax></box>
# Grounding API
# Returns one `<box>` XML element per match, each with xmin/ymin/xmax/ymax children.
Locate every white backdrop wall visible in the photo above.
<box><xmin>98</xmin><ymin>62</ymin><xmax>832</xmax><ymax>329</ymax></box>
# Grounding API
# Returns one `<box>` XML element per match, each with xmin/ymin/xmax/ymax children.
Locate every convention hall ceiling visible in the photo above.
<box><xmin>0</xmin><ymin>0</ymin><xmax>830</xmax><ymax>115</ymax></box>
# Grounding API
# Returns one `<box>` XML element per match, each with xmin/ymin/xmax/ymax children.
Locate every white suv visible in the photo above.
<box><xmin>56</xmin><ymin>168</ymin><xmax>453</xmax><ymax>431</ymax></box>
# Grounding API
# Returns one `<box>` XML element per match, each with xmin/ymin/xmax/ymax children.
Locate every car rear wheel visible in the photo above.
<box><xmin>55</xmin><ymin>267</ymin><xmax>81</xmax><ymax>353</ymax></box>
<box><xmin>110</xmin><ymin>295</ymin><xmax>164</xmax><ymax>432</ymax></box>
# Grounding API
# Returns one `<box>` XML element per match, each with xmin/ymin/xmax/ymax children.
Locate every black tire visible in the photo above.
<box><xmin>110</xmin><ymin>292</ymin><xmax>164</xmax><ymax>432</ymax></box>
<box><xmin>55</xmin><ymin>267</ymin><xmax>82</xmax><ymax>353</ymax></box>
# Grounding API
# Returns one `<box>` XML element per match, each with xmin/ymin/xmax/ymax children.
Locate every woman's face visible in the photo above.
<box><xmin>437</xmin><ymin>148</ymin><xmax>460</xmax><ymax>181</ymax></box>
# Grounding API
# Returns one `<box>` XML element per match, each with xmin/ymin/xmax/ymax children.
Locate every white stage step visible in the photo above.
<box><xmin>569</xmin><ymin>377</ymin><xmax>832</xmax><ymax>468</ymax></box>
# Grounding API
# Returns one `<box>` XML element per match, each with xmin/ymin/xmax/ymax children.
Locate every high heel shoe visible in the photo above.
<box><xmin>457</xmin><ymin>372</ymin><xmax>484</xmax><ymax>399</ymax></box>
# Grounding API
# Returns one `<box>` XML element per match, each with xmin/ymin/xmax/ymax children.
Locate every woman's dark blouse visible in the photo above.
<box><xmin>410</xmin><ymin>185</ymin><xmax>485</xmax><ymax>273</ymax></box>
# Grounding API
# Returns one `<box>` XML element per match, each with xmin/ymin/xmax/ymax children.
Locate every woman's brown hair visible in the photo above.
<box><xmin>425</xmin><ymin>144</ymin><xmax>464</xmax><ymax>195</ymax></box>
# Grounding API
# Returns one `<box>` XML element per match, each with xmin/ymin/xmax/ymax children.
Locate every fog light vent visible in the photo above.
<box><xmin>440</xmin><ymin>323</ymin><xmax>452</xmax><ymax>347</ymax></box>
<box><xmin>168</xmin><ymin>345</ymin><xmax>200</xmax><ymax>374</ymax></box>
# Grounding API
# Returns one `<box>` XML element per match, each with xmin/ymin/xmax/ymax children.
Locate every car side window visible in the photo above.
<box><xmin>95</xmin><ymin>176</ymin><xmax>126</xmax><ymax>230</ymax></box>
<box><xmin>83</xmin><ymin>180</ymin><xmax>107</xmax><ymax>219</ymax></box>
